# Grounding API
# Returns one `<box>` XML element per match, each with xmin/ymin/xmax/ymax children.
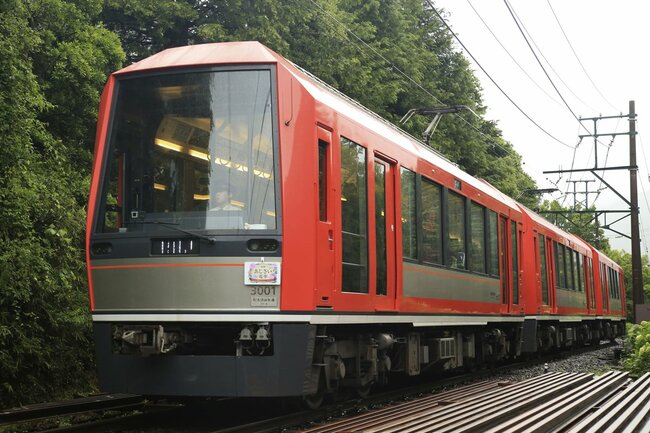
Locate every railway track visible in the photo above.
<box><xmin>213</xmin><ymin>342</ymin><xmax>622</xmax><ymax>433</ymax></box>
<box><xmin>0</xmin><ymin>342</ymin><xmax>622</xmax><ymax>432</ymax></box>
<box><xmin>0</xmin><ymin>393</ymin><xmax>182</xmax><ymax>432</ymax></box>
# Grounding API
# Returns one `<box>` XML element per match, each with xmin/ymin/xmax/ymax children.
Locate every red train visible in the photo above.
<box><xmin>86</xmin><ymin>41</ymin><xmax>625</xmax><ymax>405</ymax></box>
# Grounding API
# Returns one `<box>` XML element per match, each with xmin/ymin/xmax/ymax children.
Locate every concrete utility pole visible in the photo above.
<box><xmin>542</xmin><ymin>100</ymin><xmax>644</xmax><ymax>322</ymax></box>
<box><xmin>629</xmin><ymin>101</ymin><xmax>645</xmax><ymax>318</ymax></box>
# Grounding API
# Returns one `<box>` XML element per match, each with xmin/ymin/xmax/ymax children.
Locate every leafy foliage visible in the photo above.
<box><xmin>100</xmin><ymin>0</ymin><xmax>538</xmax><ymax>200</ymax></box>
<box><xmin>623</xmin><ymin>321</ymin><xmax>650</xmax><ymax>375</ymax></box>
<box><xmin>537</xmin><ymin>200</ymin><xmax>610</xmax><ymax>251</ymax></box>
<box><xmin>3</xmin><ymin>0</ymin><xmax>547</xmax><ymax>407</ymax></box>
<box><xmin>0</xmin><ymin>0</ymin><xmax>123</xmax><ymax>407</ymax></box>
<box><xmin>607</xmin><ymin>249</ymin><xmax>650</xmax><ymax>322</ymax></box>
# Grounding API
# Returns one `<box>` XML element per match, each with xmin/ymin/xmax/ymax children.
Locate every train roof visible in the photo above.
<box><xmin>114</xmin><ymin>41</ymin><xmax>520</xmax><ymax>213</ymax></box>
<box><xmin>517</xmin><ymin>203</ymin><xmax>592</xmax><ymax>252</ymax></box>
<box><xmin>595</xmin><ymin>248</ymin><xmax>622</xmax><ymax>270</ymax></box>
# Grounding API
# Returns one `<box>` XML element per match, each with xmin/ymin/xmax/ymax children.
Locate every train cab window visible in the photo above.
<box><xmin>401</xmin><ymin>168</ymin><xmax>417</xmax><ymax>260</ymax></box>
<box><xmin>511</xmin><ymin>221</ymin><xmax>519</xmax><ymax>303</ymax></box>
<box><xmin>487</xmin><ymin>210</ymin><xmax>499</xmax><ymax>276</ymax></box>
<box><xmin>539</xmin><ymin>234</ymin><xmax>549</xmax><ymax>304</ymax></box>
<box><xmin>97</xmin><ymin>69</ymin><xmax>278</xmax><ymax>233</ymax></box>
<box><xmin>340</xmin><ymin>137</ymin><xmax>368</xmax><ymax>293</ymax></box>
<box><xmin>447</xmin><ymin>192</ymin><xmax>466</xmax><ymax>269</ymax></box>
<box><xmin>421</xmin><ymin>178</ymin><xmax>442</xmax><ymax>264</ymax></box>
<box><xmin>470</xmin><ymin>202</ymin><xmax>486</xmax><ymax>273</ymax></box>
<box><xmin>100</xmin><ymin>152</ymin><xmax>123</xmax><ymax>232</ymax></box>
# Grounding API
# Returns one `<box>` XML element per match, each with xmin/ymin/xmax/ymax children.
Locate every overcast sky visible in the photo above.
<box><xmin>432</xmin><ymin>0</ymin><xmax>650</xmax><ymax>253</ymax></box>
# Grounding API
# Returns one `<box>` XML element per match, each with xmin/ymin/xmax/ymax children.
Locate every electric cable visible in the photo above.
<box><xmin>503</xmin><ymin>0</ymin><xmax>596</xmax><ymax>130</ymax></box>
<box><xmin>300</xmin><ymin>0</ymin><xmax>538</xmax><ymax>157</ymax></box>
<box><xmin>546</xmin><ymin>0</ymin><xmax>619</xmax><ymax>112</ymax></box>
<box><xmin>424</xmin><ymin>0</ymin><xmax>575</xmax><ymax>149</ymax></box>
<box><xmin>466</xmin><ymin>0</ymin><xmax>563</xmax><ymax>109</ymax></box>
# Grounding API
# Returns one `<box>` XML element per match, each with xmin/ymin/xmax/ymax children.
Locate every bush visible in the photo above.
<box><xmin>623</xmin><ymin>321</ymin><xmax>650</xmax><ymax>376</ymax></box>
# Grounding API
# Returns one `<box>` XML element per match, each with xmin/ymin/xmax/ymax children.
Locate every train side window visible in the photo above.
<box><xmin>511</xmin><ymin>221</ymin><xmax>519</xmax><ymax>303</ymax></box>
<box><xmin>374</xmin><ymin>160</ymin><xmax>387</xmax><ymax>296</ymax></box>
<box><xmin>589</xmin><ymin>258</ymin><xmax>595</xmax><ymax>308</ymax></box>
<box><xmin>421</xmin><ymin>178</ymin><xmax>442</xmax><ymax>264</ymax></box>
<box><xmin>554</xmin><ymin>242</ymin><xmax>565</xmax><ymax>289</ymax></box>
<box><xmin>578</xmin><ymin>254</ymin><xmax>585</xmax><ymax>292</ymax></box>
<box><xmin>568</xmin><ymin>249</ymin><xmax>580</xmax><ymax>292</ymax></box>
<box><xmin>601</xmin><ymin>264</ymin><xmax>608</xmax><ymax>308</ymax></box>
<box><xmin>100</xmin><ymin>150</ymin><xmax>123</xmax><ymax>232</ymax></box>
<box><xmin>487</xmin><ymin>210</ymin><xmax>499</xmax><ymax>276</ymax></box>
<box><xmin>340</xmin><ymin>137</ymin><xmax>368</xmax><ymax>293</ymax></box>
<box><xmin>470</xmin><ymin>202</ymin><xmax>486</xmax><ymax>273</ymax></box>
<box><xmin>447</xmin><ymin>192</ymin><xmax>466</xmax><ymax>269</ymax></box>
<box><xmin>560</xmin><ymin>245</ymin><xmax>571</xmax><ymax>290</ymax></box>
<box><xmin>318</xmin><ymin>140</ymin><xmax>328</xmax><ymax>222</ymax></box>
<box><xmin>539</xmin><ymin>234</ymin><xmax>549</xmax><ymax>304</ymax></box>
<box><xmin>400</xmin><ymin>168</ymin><xmax>417</xmax><ymax>260</ymax></box>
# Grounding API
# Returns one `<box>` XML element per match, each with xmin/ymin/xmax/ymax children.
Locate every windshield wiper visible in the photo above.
<box><xmin>129</xmin><ymin>221</ymin><xmax>217</xmax><ymax>245</ymax></box>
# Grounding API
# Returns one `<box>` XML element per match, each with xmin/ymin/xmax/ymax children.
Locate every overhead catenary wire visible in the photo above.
<box><xmin>424</xmin><ymin>0</ymin><xmax>575</xmax><ymax>149</ymax></box>
<box><xmin>502</xmin><ymin>0</ymin><xmax>596</xmax><ymax>131</ymax></box>
<box><xmin>300</xmin><ymin>0</ymin><xmax>529</xmax><ymax>157</ymax></box>
<box><xmin>466</xmin><ymin>0</ymin><xmax>564</xmax><ymax>109</ymax></box>
<box><xmin>301</xmin><ymin>0</ymin><xmax>506</xmax><ymax>152</ymax></box>
<box><xmin>546</xmin><ymin>0</ymin><xmax>619</xmax><ymax>112</ymax></box>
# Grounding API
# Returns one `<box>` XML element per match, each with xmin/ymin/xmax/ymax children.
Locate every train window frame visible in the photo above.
<box><xmin>420</xmin><ymin>176</ymin><xmax>443</xmax><ymax>266</ymax></box>
<box><xmin>539</xmin><ymin>234</ymin><xmax>549</xmax><ymax>305</ymax></box>
<box><xmin>588</xmin><ymin>257</ymin><xmax>595</xmax><ymax>308</ymax></box>
<box><xmin>511</xmin><ymin>221</ymin><xmax>519</xmax><ymax>304</ymax></box>
<box><xmin>469</xmin><ymin>201</ymin><xmax>487</xmax><ymax>274</ymax></box>
<box><xmin>318</xmin><ymin>139</ymin><xmax>328</xmax><ymax>222</ymax></box>
<box><xmin>553</xmin><ymin>241</ymin><xmax>568</xmax><ymax>290</ymax></box>
<box><xmin>92</xmin><ymin>64</ymin><xmax>283</xmax><ymax>237</ymax></box>
<box><xmin>487</xmin><ymin>210</ymin><xmax>499</xmax><ymax>277</ymax></box>
<box><xmin>340</xmin><ymin>136</ymin><xmax>369</xmax><ymax>294</ymax></box>
<box><xmin>400</xmin><ymin>167</ymin><xmax>418</xmax><ymax>262</ymax></box>
<box><xmin>578</xmin><ymin>253</ymin><xmax>585</xmax><ymax>292</ymax></box>
<box><xmin>446</xmin><ymin>191</ymin><xmax>467</xmax><ymax>270</ymax></box>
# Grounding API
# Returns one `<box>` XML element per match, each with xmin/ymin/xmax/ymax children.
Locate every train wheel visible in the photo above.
<box><xmin>355</xmin><ymin>382</ymin><xmax>373</xmax><ymax>398</ymax></box>
<box><xmin>302</xmin><ymin>391</ymin><xmax>324</xmax><ymax>409</ymax></box>
<box><xmin>302</xmin><ymin>372</ymin><xmax>326</xmax><ymax>409</ymax></box>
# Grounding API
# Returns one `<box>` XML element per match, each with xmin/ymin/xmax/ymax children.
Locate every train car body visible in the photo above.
<box><xmin>87</xmin><ymin>42</ymin><xmax>625</xmax><ymax>402</ymax></box>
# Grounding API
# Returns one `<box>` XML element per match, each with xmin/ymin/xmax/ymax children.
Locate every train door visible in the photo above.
<box><xmin>546</xmin><ymin>236</ymin><xmax>556</xmax><ymax>311</ymax></box>
<box><xmin>315</xmin><ymin>126</ymin><xmax>334</xmax><ymax>307</ymax></box>
<box><xmin>499</xmin><ymin>216</ymin><xmax>511</xmax><ymax>313</ymax></box>
<box><xmin>373</xmin><ymin>156</ymin><xmax>397</xmax><ymax>311</ymax></box>
<box><xmin>601</xmin><ymin>263</ymin><xmax>609</xmax><ymax>314</ymax></box>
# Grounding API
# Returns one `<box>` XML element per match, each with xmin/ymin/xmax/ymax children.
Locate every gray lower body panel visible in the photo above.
<box><xmin>93</xmin><ymin>322</ymin><xmax>314</xmax><ymax>397</ymax></box>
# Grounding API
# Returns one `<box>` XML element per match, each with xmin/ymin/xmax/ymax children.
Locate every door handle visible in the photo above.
<box><xmin>328</xmin><ymin>230</ymin><xmax>334</xmax><ymax>250</ymax></box>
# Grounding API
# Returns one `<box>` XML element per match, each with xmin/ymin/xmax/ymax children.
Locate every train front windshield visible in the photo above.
<box><xmin>97</xmin><ymin>68</ymin><xmax>278</xmax><ymax>233</ymax></box>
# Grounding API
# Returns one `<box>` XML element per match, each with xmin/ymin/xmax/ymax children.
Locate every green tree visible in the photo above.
<box><xmin>607</xmin><ymin>249</ymin><xmax>650</xmax><ymax>322</ymax></box>
<box><xmin>101</xmin><ymin>0</ymin><xmax>539</xmax><ymax>202</ymax></box>
<box><xmin>0</xmin><ymin>0</ymin><xmax>123</xmax><ymax>407</ymax></box>
<box><xmin>537</xmin><ymin>200</ymin><xmax>610</xmax><ymax>251</ymax></box>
